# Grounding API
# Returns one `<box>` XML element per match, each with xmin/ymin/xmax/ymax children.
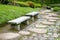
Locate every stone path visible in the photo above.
<box><xmin>21</xmin><ymin>9</ymin><xmax>60</xmax><ymax>40</ymax></box>
<box><xmin>0</xmin><ymin>9</ymin><xmax>60</xmax><ymax>40</ymax></box>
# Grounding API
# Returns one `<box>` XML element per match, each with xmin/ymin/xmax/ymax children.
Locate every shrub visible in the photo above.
<box><xmin>26</xmin><ymin>1</ymin><xmax>35</xmax><ymax>8</ymax></box>
<box><xmin>0</xmin><ymin>4</ymin><xmax>39</xmax><ymax>25</ymax></box>
<box><xmin>8</xmin><ymin>1</ymin><xmax>41</xmax><ymax>8</ymax></box>
<box><xmin>53</xmin><ymin>7</ymin><xmax>60</xmax><ymax>11</ymax></box>
<box><xmin>34</xmin><ymin>4</ymin><xmax>41</xmax><ymax>8</ymax></box>
<box><xmin>0</xmin><ymin>0</ymin><xmax>9</xmax><ymax>4</ymax></box>
<box><xmin>15</xmin><ymin>1</ymin><xmax>29</xmax><ymax>7</ymax></box>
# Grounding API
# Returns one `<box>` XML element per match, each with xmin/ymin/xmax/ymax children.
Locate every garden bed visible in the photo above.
<box><xmin>0</xmin><ymin>4</ymin><xmax>39</xmax><ymax>26</ymax></box>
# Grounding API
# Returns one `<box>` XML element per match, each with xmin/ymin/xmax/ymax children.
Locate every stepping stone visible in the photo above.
<box><xmin>43</xmin><ymin>34</ymin><xmax>48</xmax><ymax>40</ymax></box>
<box><xmin>28</xmin><ymin>28</ymin><xmax>47</xmax><ymax>34</ymax></box>
<box><xmin>28</xmin><ymin>28</ymin><xmax>47</xmax><ymax>40</ymax></box>
<box><xmin>18</xmin><ymin>31</ymin><xmax>31</xmax><ymax>40</ymax></box>
<box><xmin>43</xmin><ymin>14</ymin><xmax>58</xmax><ymax>17</ymax></box>
<box><xmin>19</xmin><ymin>31</ymin><xmax>31</xmax><ymax>36</ymax></box>
<box><xmin>47</xmin><ymin>25</ymin><xmax>57</xmax><ymax>33</ymax></box>
<box><xmin>43</xmin><ymin>34</ymin><xmax>48</xmax><ymax>38</ymax></box>
<box><xmin>35</xmin><ymin>24</ymin><xmax>48</xmax><ymax>28</ymax></box>
<box><xmin>47</xmin><ymin>33</ymin><xmax>58</xmax><ymax>40</ymax></box>
<box><xmin>48</xmin><ymin>20</ymin><xmax>57</xmax><ymax>22</ymax></box>
<box><xmin>42</xmin><ymin>10</ymin><xmax>52</xmax><ymax>13</ymax></box>
<box><xmin>41</xmin><ymin>21</ymin><xmax>55</xmax><ymax>25</ymax></box>
<box><xmin>0</xmin><ymin>33</ymin><xmax>20</xmax><ymax>40</ymax></box>
<box><xmin>48</xmin><ymin>13</ymin><xmax>58</xmax><ymax>17</ymax></box>
<box><xmin>41</xmin><ymin>15</ymin><xmax>58</xmax><ymax>21</ymax></box>
<box><xmin>44</xmin><ymin>17</ymin><xmax>59</xmax><ymax>20</ymax></box>
<box><xmin>40</xmin><ymin>12</ymin><xmax>49</xmax><ymax>15</ymax></box>
<box><xmin>48</xmin><ymin>33</ymin><xmax>53</xmax><ymax>36</ymax></box>
<box><xmin>53</xmin><ymin>33</ymin><xmax>58</xmax><ymax>38</ymax></box>
<box><xmin>40</xmin><ymin>12</ymin><xmax>47</xmax><ymax>15</ymax></box>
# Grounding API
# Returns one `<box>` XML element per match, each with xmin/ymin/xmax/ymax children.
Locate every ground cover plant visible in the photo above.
<box><xmin>0</xmin><ymin>4</ymin><xmax>39</xmax><ymax>25</ymax></box>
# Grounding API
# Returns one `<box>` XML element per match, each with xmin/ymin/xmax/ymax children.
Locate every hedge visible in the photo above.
<box><xmin>0</xmin><ymin>4</ymin><xmax>39</xmax><ymax>25</ymax></box>
<box><xmin>53</xmin><ymin>7</ymin><xmax>60</xmax><ymax>11</ymax></box>
<box><xmin>14</xmin><ymin>1</ymin><xmax>41</xmax><ymax>8</ymax></box>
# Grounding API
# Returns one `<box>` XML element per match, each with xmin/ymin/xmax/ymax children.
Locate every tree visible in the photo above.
<box><xmin>0</xmin><ymin>0</ymin><xmax>9</xmax><ymax>4</ymax></box>
<box><xmin>9</xmin><ymin>0</ymin><xmax>17</xmax><ymax>5</ymax></box>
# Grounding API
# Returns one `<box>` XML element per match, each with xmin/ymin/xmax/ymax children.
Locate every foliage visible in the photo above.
<box><xmin>53</xmin><ymin>7</ymin><xmax>60</xmax><ymax>11</ymax></box>
<box><xmin>0</xmin><ymin>4</ymin><xmax>39</xmax><ymax>24</ymax></box>
<box><xmin>0</xmin><ymin>0</ymin><xmax>9</xmax><ymax>4</ymax></box>
<box><xmin>17</xmin><ymin>0</ymin><xmax>60</xmax><ymax>4</ymax></box>
<box><xmin>26</xmin><ymin>1</ymin><xmax>35</xmax><ymax>8</ymax></box>
<box><xmin>44</xmin><ymin>0</ymin><xmax>60</xmax><ymax>5</ymax></box>
<box><xmin>13</xmin><ymin>1</ymin><xmax>41</xmax><ymax>8</ymax></box>
<box><xmin>34</xmin><ymin>3</ymin><xmax>41</xmax><ymax>8</ymax></box>
<box><xmin>15</xmin><ymin>1</ymin><xmax>29</xmax><ymax>7</ymax></box>
<box><xmin>1</xmin><ymin>0</ymin><xmax>60</xmax><ymax>5</ymax></box>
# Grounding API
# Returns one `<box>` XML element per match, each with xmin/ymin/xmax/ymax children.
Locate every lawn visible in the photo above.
<box><xmin>0</xmin><ymin>4</ymin><xmax>40</xmax><ymax>25</ymax></box>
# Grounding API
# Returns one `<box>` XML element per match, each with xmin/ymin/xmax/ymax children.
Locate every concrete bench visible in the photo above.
<box><xmin>8</xmin><ymin>16</ymin><xmax>30</xmax><ymax>30</ymax></box>
<box><xmin>25</xmin><ymin>12</ymin><xmax>39</xmax><ymax>22</ymax></box>
<box><xmin>0</xmin><ymin>33</ymin><xmax>20</xmax><ymax>40</ymax></box>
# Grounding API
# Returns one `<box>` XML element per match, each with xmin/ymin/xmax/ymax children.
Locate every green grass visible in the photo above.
<box><xmin>0</xmin><ymin>4</ymin><xmax>40</xmax><ymax>25</ymax></box>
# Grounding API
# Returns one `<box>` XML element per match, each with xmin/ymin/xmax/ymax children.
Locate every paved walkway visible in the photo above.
<box><xmin>21</xmin><ymin>9</ymin><xmax>60</xmax><ymax>40</ymax></box>
<box><xmin>0</xmin><ymin>9</ymin><xmax>60</xmax><ymax>40</ymax></box>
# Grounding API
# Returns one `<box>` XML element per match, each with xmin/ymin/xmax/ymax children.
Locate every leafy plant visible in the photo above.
<box><xmin>15</xmin><ymin>1</ymin><xmax>29</xmax><ymax>7</ymax></box>
<box><xmin>53</xmin><ymin>7</ymin><xmax>60</xmax><ymax>11</ymax></box>
<box><xmin>0</xmin><ymin>4</ymin><xmax>39</xmax><ymax>25</ymax></box>
<box><xmin>26</xmin><ymin>1</ymin><xmax>35</xmax><ymax>8</ymax></box>
<box><xmin>34</xmin><ymin>3</ymin><xmax>41</xmax><ymax>8</ymax></box>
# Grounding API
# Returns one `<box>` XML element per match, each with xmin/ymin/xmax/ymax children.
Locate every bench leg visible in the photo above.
<box><xmin>38</xmin><ymin>14</ymin><xmax>40</xmax><ymax>19</ymax></box>
<box><xmin>17</xmin><ymin>25</ymin><xmax>20</xmax><ymax>30</ymax></box>
<box><xmin>32</xmin><ymin>17</ymin><xmax>34</xmax><ymax>22</ymax></box>
<box><xmin>27</xmin><ymin>20</ymin><xmax>29</xmax><ymax>25</ymax></box>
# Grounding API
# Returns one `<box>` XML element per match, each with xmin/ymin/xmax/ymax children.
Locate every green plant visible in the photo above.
<box><xmin>0</xmin><ymin>4</ymin><xmax>39</xmax><ymax>25</ymax></box>
<box><xmin>15</xmin><ymin>1</ymin><xmax>29</xmax><ymax>7</ymax></box>
<box><xmin>34</xmin><ymin>3</ymin><xmax>41</xmax><ymax>8</ymax></box>
<box><xmin>53</xmin><ymin>7</ymin><xmax>60</xmax><ymax>11</ymax></box>
<box><xmin>26</xmin><ymin>1</ymin><xmax>35</xmax><ymax>8</ymax></box>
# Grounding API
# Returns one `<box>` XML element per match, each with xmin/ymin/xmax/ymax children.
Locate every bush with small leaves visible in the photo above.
<box><xmin>34</xmin><ymin>4</ymin><xmax>41</xmax><ymax>8</ymax></box>
<box><xmin>14</xmin><ymin>1</ymin><xmax>29</xmax><ymax>7</ymax></box>
<box><xmin>53</xmin><ymin>7</ymin><xmax>60</xmax><ymax>11</ymax></box>
<box><xmin>26</xmin><ymin>1</ymin><xmax>35</xmax><ymax>8</ymax></box>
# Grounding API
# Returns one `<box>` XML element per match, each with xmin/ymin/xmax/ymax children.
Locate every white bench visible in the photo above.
<box><xmin>8</xmin><ymin>16</ymin><xmax>30</xmax><ymax>30</ymax></box>
<box><xmin>25</xmin><ymin>12</ymin><xmax>39</xmax><ymax>22</ymax></box>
